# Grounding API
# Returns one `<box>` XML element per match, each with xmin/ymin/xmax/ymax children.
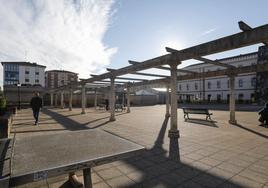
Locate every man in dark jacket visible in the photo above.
<box><xmin>259</xmin><ymin>102</ymin><xmax>268</xmax><ymax>126</ymax></box>
<box><xmin>30</xmin><ymin>92</ymin><xmax>43</xmax><ymax>125</ymax></box>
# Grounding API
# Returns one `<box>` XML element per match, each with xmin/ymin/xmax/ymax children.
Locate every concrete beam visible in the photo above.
<box><xmin>116</xmin><ymin>77</ymin><xmax>148</xmax><ymax>81</ymax></box>
<box><xmin>238</xmin><ymin>21</ymin><xmax>268</xmax><ymax>46</ymax></box>
<box><xmin>129</xmin><ymin>60</ymin><xmax>196</xmax><ymax>74</ymax></box>
<box><xmin>194</xmin><ymin>57</ymin><xmax>235</xmax><ymax>68</ymax></box>
<box><xmin>131</xmin><ymin>72</ymin><xmax>169</xmax><ymax>78</ymax></box>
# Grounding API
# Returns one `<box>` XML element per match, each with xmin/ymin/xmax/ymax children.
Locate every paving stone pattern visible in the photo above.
<box><xmin>11</xmin><ymin>105</ymin><xmax>268</xmax><ymax>188</ymax></box>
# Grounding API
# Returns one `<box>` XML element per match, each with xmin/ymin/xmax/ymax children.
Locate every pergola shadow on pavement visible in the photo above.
<box><xmin>233</xmin><ymin>123</ymin><xmax>268</xmax><ymax>140</ymax></box>
<box><xmin>91</xmin><ymin>116</ymin><xmax>241</xmax><ymax>188</ymax></box>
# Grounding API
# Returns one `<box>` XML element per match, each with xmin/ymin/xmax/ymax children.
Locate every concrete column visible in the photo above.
<box><xmin>122</xmin><ymin>92</ymin><xmax>125</xmax><ymax>106</ymax></box>
<box><xmin>229</xmin><ymin>75</ymin><xmax>237</xmax><ymax>124</ymax></box>
<box><xmin>126</xmin><ymin>86</ymin><xmax>130</xmax><ymax>113</ymax></box>
<box><xmin>81</xmin><ymin>84</ymin><xmax>86</xmax><ymax>114</ymax></box>
<box><xmin>109</xmin><ymin>77</ymin><xmax>116</xmax><ymax>121</ymax></box>
<box><xmin>50</xmin><ymin>93</ymin><xmax>53</xmax><ymax>107</ymax></box>
<box><xmin>60</xmin><ymin>91</ymin><xmax>64</xmax><ymax>109</ymax></box>
<box><xmin>168</xmin><ymin>62</ymin><xmax>180</xmax><ymax>160</ymax></box>
<box><xmin>94</xmin><ymin>89</ymin><xmax>98</xmax><ymax>109</ymax></box>
<box><xmin>55</xmin><ymin>93</ymin><xmax>58</xmax><ymax>107</ymax></box>
<box><xmin>69</xmin><ymin>88</ymin><xmax>73</xmax><ymax>111</ymax></box>
<box><xmin>165</xmin><ymin>85</ymin><xmax>170</xmax><ymax>118</ymax></box>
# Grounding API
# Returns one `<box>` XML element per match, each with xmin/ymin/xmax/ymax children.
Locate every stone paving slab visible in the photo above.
<box><xmin>9</xmin><ymin>105</ymin><xmax>268</xmax><ymax>187</ymax></box>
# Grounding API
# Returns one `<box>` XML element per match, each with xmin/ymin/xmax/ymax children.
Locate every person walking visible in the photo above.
<box><xmin>259</xmin><ymin>102</ymin><xmax>268</xmax><ymax>127</ymax></box>
<box><xmin>30</xmin><ymin>92</ymin><xmax>43</xmax><ymax>125</ymax></box>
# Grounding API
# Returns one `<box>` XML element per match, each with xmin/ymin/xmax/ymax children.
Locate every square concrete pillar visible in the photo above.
<box><xmin>94</xmin><ymin>89</ymin><xmax>98</xmax><ymax>109</ymax></box>
<box><xmin>165</xmin><ymin>85</ymin><xmax>170</xmax><ymax>118</ymax></box>
<box><xmin>81</xmin><ymin>85</ymin><xmax>86</xmax><ymax>114</ymax></box>
<box><xmin>50</xmin><ymin>93</ymin><xmax>54</xmax><ymax>107</ymax></box>
<box><xmin>55</xmin><ymin>93</ymin><xmax>58</xmax><ymax>107</ymax></box>
<box><xmin>168</xmin><ymin>62</ymin><xmax>180</xmax><ymax>160</ymax></box>
<box><xmin>60</xmin><ymin>91</ymin><xmax>64</xmax><ymax>109</ymax></box>
<box><xmin>69</xmin><ymin>88</ymin><xmax>73</xmax><ymax>111</ymax></box>
<box><xmin>109</xmin><ymin>77</ymin><xmax>116</xmax><ymax>121</ymax></box>
<box><xmin>126</xmin><ymin>86</ymin><xmax>130</xmax><ymax>113</ymax></box>
<box><xmin>229</xmin><ymin>75</ymin><xmax>237</xmax><ymax>124</ymax></box>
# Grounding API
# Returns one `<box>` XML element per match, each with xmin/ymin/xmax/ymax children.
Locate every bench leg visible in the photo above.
<box><xmin>83</xmin><ymin>168</ymin><xmax>92</xmax><ymax>188</ymax></box>
<box><xmin>208</xmin><ymin>115</ymin><xmax>212</xmax><ymax>121</ymax></box>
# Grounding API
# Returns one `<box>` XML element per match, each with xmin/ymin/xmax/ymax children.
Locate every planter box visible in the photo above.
<box><xmin>0</xmin><ymin>113</ymin><xmax>13</xmax><ymax>139</ymax></box>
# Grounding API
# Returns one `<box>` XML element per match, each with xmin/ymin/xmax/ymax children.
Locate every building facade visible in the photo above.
<box><xmin>177</xmin><ymin>46</ymin><xmax>268</xmax><ymax>104</ymax></box>
<box><xmin>1</xmin><ymin>61</ymin><xmax>46</xmax><ymax>87</ymax></box>
<box><xmin>45</xmin><ymin>70</ymin><xmax>78</xmax><ymax>89</ymax></box>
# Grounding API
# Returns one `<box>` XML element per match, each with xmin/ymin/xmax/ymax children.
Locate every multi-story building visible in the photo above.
<box><xmin>45</xmin><ymin>70</ymin><xmax>78</xmax><ymax>89</ymax></box>
<box><xmin>1</xmin><ymin>61</ymin><xmax>46</xmax><ymax>87</ymax></box>
<box><xmin>177</xmin><ymin>46</ymin><xmax>268</xmax><ymax>103</ymax></box>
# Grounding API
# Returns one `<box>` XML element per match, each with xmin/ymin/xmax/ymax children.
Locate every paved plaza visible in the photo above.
<box><xmin>11</xmin><ymin>105</ymin><xmax>268</xmax><ymax>188</ymax></box>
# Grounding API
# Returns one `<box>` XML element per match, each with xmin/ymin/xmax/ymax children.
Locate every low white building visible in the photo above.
<box><xmin>1</xmin><ymin>61</ymin><xmax>46</xmax><ymax>87</ymax></box>
<box><xmin>177</xmin><ymin>51</ymin><xmax>262</xmax><ymax>103</ymax></box>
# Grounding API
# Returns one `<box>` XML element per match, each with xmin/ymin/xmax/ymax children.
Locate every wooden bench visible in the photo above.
<box><xmin>115</xmin><ymin>104</ymin><xmax>125</xmax><ymax>112</ymax></box>
<box><xmin>97</xmin><ymin>104</ymin><xmax>106</xmax><ymax>110</ymax></box>
<box><xmin>182</xmin><ymin>107</ymin><xmax>213</xmax><ymax>121</ymax></box>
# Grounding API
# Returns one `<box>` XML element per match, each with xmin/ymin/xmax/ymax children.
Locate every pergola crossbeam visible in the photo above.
<box><xmin>194</xmin><ymin>57</ymin><xmax>235</xmax><ymax>68</ymax></box>
<box><xmin>131</xmin><ymin>72</ymin><xmax>169</xmax><ymax>78</ymax></box>
<box><xmin>238</xmin><ymin>21</ymin><xmax>268</xmax><ymax>46</ymax></box>
<box><xmin>129</xmin><ymin>60</ymin><xmax>196</xmax><ymax>74</ymax></box>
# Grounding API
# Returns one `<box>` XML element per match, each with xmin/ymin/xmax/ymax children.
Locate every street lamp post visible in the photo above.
<box><xmin>17</xmin><ymin>83</ymin><xmax>21</xmax><ymax>110</ymax></box>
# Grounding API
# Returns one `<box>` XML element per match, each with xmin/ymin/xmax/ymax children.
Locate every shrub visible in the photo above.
<box><xmin>0</xmin><ymin>97</ymin><xmax>7</xmax><ymax>115</ymax></box>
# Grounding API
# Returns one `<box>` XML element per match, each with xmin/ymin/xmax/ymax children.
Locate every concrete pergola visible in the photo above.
<box><xmin>49</xmin><ymin>22</ymin><xmax>268</xmax><ymax>159</ymax></box>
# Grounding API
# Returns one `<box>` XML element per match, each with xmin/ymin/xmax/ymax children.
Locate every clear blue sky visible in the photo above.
<box><xmin>104</xmin><ymin>0</ymin><xmax>268</xmax><ymax>69</ymax></box>
<box><xmin>0</xmin><ymin>0</ymin><xmax>268</xmax><ymax>86</ymax></box>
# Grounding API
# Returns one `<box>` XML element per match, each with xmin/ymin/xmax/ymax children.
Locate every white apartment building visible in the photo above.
<box><xmin>177</xmin><ymin>52</ymin><xmax>260</xmax><ymax>103</ymax></box>
<box><xmin>1</xmin><ymin>62</ymin><xmax>46</xmax><ymax>87</ymax></box>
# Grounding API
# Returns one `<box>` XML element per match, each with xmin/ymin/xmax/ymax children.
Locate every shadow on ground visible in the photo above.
<box><xmin>92</xmin><ymin>116</ymin><xmax>242</xmax><ymax>188</ymax></box>
<box><xmin>233</xmin><ymin>123</ymin><xmax>268</xmax><ymax>139</ymax></box>
<box><xmin>184</xmin><ymin>118</ymin><xmax>218</xmax><ymax>127</ymax></box>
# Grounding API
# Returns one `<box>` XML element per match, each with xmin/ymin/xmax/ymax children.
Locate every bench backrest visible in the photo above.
<box><xmin>183</xmin><ymin>108</ymin><xmax>209</xmax><ymax>114</ymax></box>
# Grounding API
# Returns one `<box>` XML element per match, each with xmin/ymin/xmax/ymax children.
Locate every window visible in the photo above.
<box><xmin>195</xmin><ymin>83</ymin><xmax>198</xmax><ymax>90</ymax></box>
<box><xmin>217</xmin><ymin>94</ymin><xmax>221</xmax><ymax>102</ymax></box>
<box><xmin>207</xmin><ymin>82</ymin><xmax>211</xmax><ymax>89</ymax></box>
<box><xmin>186</xmin><ymin>84</ymin><xmax>189</xmax><ymax>90</ymax></box>
<box><xmin>25</xmin><ymin>78</ymin><xmax>29</xmax><ymax>82</ymax></box>
<box><xmin>238</xmin><ymin>93</ymin><xmax>244</xmax><ymax>103</ymax></box>
<box><xmin>35</xmin><ymin>79</ymin><xmax>39</xmax><ymax>83</ymax></box>
<box><xmin>179</xmin><ymin>84</ymin><xmax>181</xmax><ymax>90</ymax></box>
<box><xmin>217</xmin><ymin>80</ymin><xmax>221</xmax><ymax>89</ymax></box>
<box><xmin>227</xmin><ymin>80</ymin><xmax>230</xmax><ymax>88</ymax></box>
<box><xmin>238</xmin><ymin>79</ymin><xmax>243</xmax><ymax>88</ymax></box>
<box><xmin>207</xmin><ymin>94</ymin><xmax>211</xmax><ymax>102</ymax></box>
<box><xmin>35</xmin><ymin>72</ymin><xmax>39</xmax><ymax>75</ymax></box>
<box><xmin>251</xmin><ymin>77</ymin><xmax>256</xmax><ymax>87</ymax></box>
<box><xmin>25</xmin><ymin>71</ymin><xmax>29</xmax><ymax>74</ymax></box>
